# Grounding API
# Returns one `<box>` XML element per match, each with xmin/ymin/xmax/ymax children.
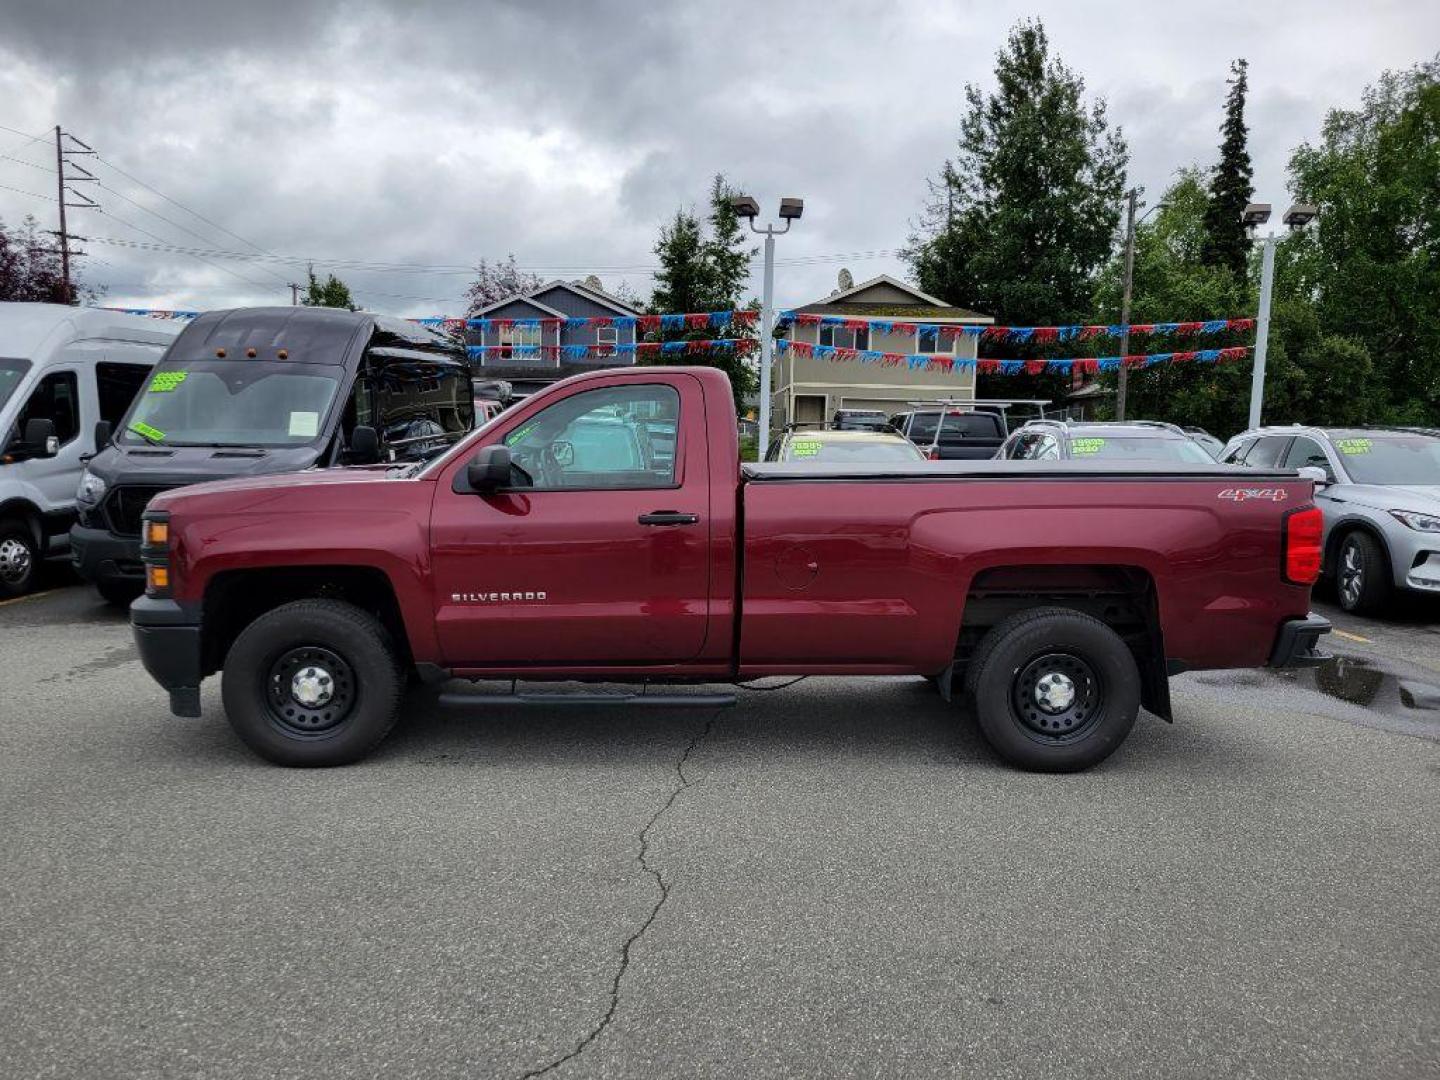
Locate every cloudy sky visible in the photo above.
<box><xmin>0</xmin><ymin>0</ymin><xmax>1434</xmax><ymax>318</ymax></box>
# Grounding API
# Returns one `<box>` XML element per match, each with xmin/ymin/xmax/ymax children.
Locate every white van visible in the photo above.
<box><xmin>0</xmin><ymin>304</ymin><xmax>182</xmax><ymax>597</ymax></box>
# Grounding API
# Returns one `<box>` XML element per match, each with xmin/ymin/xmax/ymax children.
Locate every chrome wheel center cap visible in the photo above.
<box><xmin>291</xmin><ymin>666</ymin><xmax>334</xmax><ymax>707</ymax></box>
<box><xmin>1034</xmin><ymin>671</ymin><xmax>1076</xmax><ymax>713</ymax></box>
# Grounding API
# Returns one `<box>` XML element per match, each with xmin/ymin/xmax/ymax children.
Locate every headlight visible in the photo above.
<box><xmin>1390</xmin><ymin>510</ymin><xmax>1440</xmax><ymax>532</ymax></box>
<box><xmin>76</xmin><ymin>469</ymin><xmax>107</xmax><ymax>507</ymax></box>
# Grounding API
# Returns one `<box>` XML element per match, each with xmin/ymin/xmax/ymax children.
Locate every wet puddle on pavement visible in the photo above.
<box><xmin>1272</xmin><ymin>655</ymin><xmax>1440</xmax><ymax>729</ymax></box>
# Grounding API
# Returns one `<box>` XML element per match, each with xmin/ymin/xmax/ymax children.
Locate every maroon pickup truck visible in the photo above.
<box><xmin>131</xmin><ymin>366</ymin><xmax>1330</xmax><ymax>772</ymax></box>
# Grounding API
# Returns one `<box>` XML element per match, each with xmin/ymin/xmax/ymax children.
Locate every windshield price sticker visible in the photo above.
<box><xmin>1337</xmin><ymin>438</ymin><xmax>1373</xmax><ymax>455</ymax></box>
<box><xmin>1071</xmin><ymin>438</ymin><xmax>1106</xmax><ymax>455</ymax></box>
<box><xmin>288</xmin><ymin>411</ymin><xmax>319</xmax><ymax>437</ymax></box>
<box><xmin>148</xmin><ymin>371</ymin><xmax>188</xmax><ymax>393</ymax></box>
<box><xmin>129</xmin><ymin>421</ymin><xmax>166</xmax><ymax>442</ymax></box>
<box><xmin>791</xmin><ymin>439</ymin><xmax>822</xmax><ymax>457</ymax></box>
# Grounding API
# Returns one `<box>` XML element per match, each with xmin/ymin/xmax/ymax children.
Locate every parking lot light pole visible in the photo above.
<box><xmin>1245</xmin><ymin>202</ymin><xmax>1317</xmax><ymax>430</ymax></box>
<box><xmin>731</xmin><ymin>195</ymin><xmax>804</xmax><ymax>448</ymax></box>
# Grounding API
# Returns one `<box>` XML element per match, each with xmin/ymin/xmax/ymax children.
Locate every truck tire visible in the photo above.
<box><xmin>1336</xmin><ymin>530</ymin><xmax>1390</xmax><ymax>614</ymax></box>
<box><xmin>963</xmin><ymin>607</ymin><xmax>1141</xmax><ymax>772</ymax></box>
<box><xmin>220</xmin><ymin>599</ymin><xmax>402</xmax><ymax>767</ymax></box>
<box><xmin>0</xmin><ymin>520</ymin><xmax>39</xmax><ymax>599</ymax></box>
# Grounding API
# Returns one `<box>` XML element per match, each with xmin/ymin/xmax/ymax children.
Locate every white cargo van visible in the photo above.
<box><xmin>0</xmin><ymin>304</ymin><xmax>182</xmax><ymax>597</ymax></box>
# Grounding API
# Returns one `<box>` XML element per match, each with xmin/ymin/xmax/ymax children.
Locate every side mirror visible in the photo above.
<box><xmin>466</xmin><ymin>445</ymin><xmax>514</xmax><ymax>493</ymax></box>
<box><xmin>349</xmin><ymin>425</ymin><xmax>380</xmax><ymax>465</ymax></box>
<box><xmin>1297</xmin><ymin>465</ymin><xmax>1329</xmax><ymax>487</ymax></box>
<box><xmin>23</xmin><ymin>418</ymin><xmax>58</xmax><ymax>458</ymax></box>
<box><xmin>94</xmin><ymin>420</ymin><xmax>113</xmax><ymax>451</ymax></box>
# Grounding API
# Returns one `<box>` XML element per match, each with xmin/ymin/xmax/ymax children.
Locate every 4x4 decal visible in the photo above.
<box><xmin>1217</xmin><ymin>487</ymin><xmax>1288</xmax><ymax>502</ymax></box>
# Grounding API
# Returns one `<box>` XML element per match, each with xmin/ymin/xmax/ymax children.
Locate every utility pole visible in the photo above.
<box><xmin>54</xmin><ymin>127</ymin><xmax>70</xmax><ymax>304</ymax></box>
<box><xmin>289</xmin><ymin>282</ymin><xmax>302</xmax><ymax>306</ymax></box>
<box><xmin>1115</xmin><ymin>188</ymin><xmax>1138</xmax><ymax>421</ymax></box>
<box><xmin>1247</xmin><ymin>233</ymin><xmax>1277</xmax><ymax>430</ymax></box>
<box><xmin>51</xmin><ymin>127</ymin><xmax>98</xmax><ymax>305</ymax></box>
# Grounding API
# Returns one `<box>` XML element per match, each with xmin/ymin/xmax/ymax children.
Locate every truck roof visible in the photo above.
<box><xmin>0</xmin><ymin>302</ymin><xmax>182</xmax><ymax>357</ymax></box>
<box><xmin>167</xmin><ymin>306</ymin><xmax>457</xmax><ymax>367</ymax></box>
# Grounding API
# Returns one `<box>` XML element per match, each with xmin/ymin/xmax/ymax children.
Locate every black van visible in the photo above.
<box><xmin>71</xmin><ymin>306</ymin><xmax>473</xmax><ymax>602</ymax></box>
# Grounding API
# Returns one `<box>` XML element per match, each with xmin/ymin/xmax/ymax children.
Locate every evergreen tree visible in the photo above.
<box><xmin>701</xmin><ymin>174</ymin><xmax>753</xmax><ymax>309</ymax></box>
<box><xmin>907</xmin><ymin>18</ymin><xmax>1128</xmax><ymax>326</ymax></box>
<box><xmin>649</xmin><ymin>210</ymin><xmax>708</xmax><ymax>313</ymax></box>
<box><xmin>1200</xmin><ymin>59</ymin><xmax>1255</xmax><ymax>280</ymax></box>
<box><xmin>301</xmin><ymin>266</ymin><xmax>356</xmax><ymax>310</ymax></box>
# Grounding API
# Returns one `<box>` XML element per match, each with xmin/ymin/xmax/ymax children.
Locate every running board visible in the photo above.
<box><xmin>438</xmin><ymin>690</ymin><xmax>737</xmax><ymax>708</ymax></box>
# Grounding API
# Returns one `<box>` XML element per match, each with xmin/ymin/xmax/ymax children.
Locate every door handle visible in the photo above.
<box><xmin>638</xmin><ymin>510</ymin><xmax>700</xmax><ymax>527</ymax></box>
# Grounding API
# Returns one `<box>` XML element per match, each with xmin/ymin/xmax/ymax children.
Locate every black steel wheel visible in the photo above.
<box><xmin>221</xmin><ymin>599</ymin><xmax>402</xmax><ymax>766</ymax></box>
<box><xmin>964</xmin><ymin>607</ymin><xmax>1141</xmax><ymax>772</ymax></box>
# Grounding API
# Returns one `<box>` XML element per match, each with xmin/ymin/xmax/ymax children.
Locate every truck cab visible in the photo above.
<box><xmin>0</xmin><ymin>304</ymin><xmax>179</xmax><ymax>597</ymax></box>
<box><xmin>71</xmin><ymin>306</ymin><xmax>472</xmax><ymax>603</ymax></box>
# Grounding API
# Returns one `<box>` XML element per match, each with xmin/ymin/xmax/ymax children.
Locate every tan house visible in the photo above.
<box><xmin>774</xmin><ymin>274</ymin><xmax>992</xmax><ymax>426</ymax></box>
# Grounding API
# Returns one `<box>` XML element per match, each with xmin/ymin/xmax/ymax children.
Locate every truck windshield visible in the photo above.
<box><xmin>120</xmin><ymin>361</ymin><xmax>341</xmax><ymax>447</ymax></box>
<box><xmin>1071</xmin><ymin>436</ymin><xmax>1215</xmax><ymax>464</ymax></box>
<box><xmin>1332</xmin><ymin>434</ymin><xmax>1440</xmax><ymax>485</ymax></box>
<box><xmin>0</xmin><ymin>358</ymin><xmax>32</xmax><ymax>414</ymax></box>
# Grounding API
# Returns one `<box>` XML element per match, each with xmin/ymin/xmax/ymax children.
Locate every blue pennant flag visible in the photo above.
<box><xmin>859</xmin><ymin>350</ymin><xmax>883</xmax><ymax>364</ymax></box>
<box><xmin>1195</xmin><ymin>349</ymin><xmax>1221</xmax><ymax>363</ymax></box>
<box><xmin>1097</xmin><ymin>356</ymin><xmax>1120</xmax><ymax>371</ymax></box>
<box><xmin>660</xmin><ymin>314</ymin><xmax>685</xmax><ymax>331</ymax></box>
<box><xmin>661</xmin><ymin>340</ymin><xmax>687</xmax><ymax>354</ymax></box>
<box><xmin>952</xmin><ymin>357</ymin><xmax>976</xmax><ymax>370</ymax></box>
<box><xmin>1146</xmin><ymin>353</ymin><xmax>1172</xmax><ymax>367</ymax></box>
<box><xmin>777</xmin><ymin>310</ymin><xmax>797</xmax><ymax>324</ymax></box>
<box><xmin>615</xmin><ymin>342</ymin><xmax>637</xmax><ymax>356</ymax></box>
<box><xmin>561</xmin><ymin>345</ymin><xmax>587</xmax><ymax>360</ymax></box>
<box><xmin>614</xmin><ymin>317</ymin><xmax>637</xmax><ymax>331</ymax></box>
<box><xmin>707</xmin><ymin>311</ymin><xmax>729</xmax><ymax>328</ymax></box>
<box><xmin>870</xmin><ymin>320</ymin><xmax>894</xmax><ymax>335</ymax></box>
<box><xmin>815</xmin><ymin>345</ymin><xmax>837</xmax><ymax>360</ymax></box>
<box><xmin>1200</xmin><ymin>320</ymin><xmax>1228</xmax><ymax>334</ymax></box>
<box><xmin>1009</xmin><ymin>328</ymin><xmax>1034</xmax><ymax>344</ymax></box>
<box><xmin>775</xmin><ymin>338</ymin><xmax>792</xmax><ymax>352</ymax></box>
<box><xmin>917</xmin><ymin>324</ymin><xmax>939</xmax><ymax>341</ymax></box>
<box><xmin>999</xmin><ymin>360</ymin><xmax>1025</xmax><ymax>374</ymax></box>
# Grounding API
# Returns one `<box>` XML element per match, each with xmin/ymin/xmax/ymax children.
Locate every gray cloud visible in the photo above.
<box><xmin>0</xmin><ymin>0</ymin><xmax>1435</xmax><ymax>317</ymax></box>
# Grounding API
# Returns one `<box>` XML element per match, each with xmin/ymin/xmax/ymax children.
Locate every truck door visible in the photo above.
<box><xmin>429</xmin><ymin>375</ymin><xmax>711</xmax><ymax>666</ymax></box>
<box><xmin>6</xmin><ymin>367</ymin><xmax>83</xmax><ymax>516</ymax></box>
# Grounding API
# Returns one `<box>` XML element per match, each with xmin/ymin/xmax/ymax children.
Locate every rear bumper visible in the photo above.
<box><xmin>69</xmin><ymin>524</ymin><xmax>143</xmax><ymax>586</ymax></box>
<box><xmin>1268</xmin><ymin>613</ymin><xmax>1332</xmax><ymax>668</ymax></box>
<box><xmin>131</xmin><ymin>595</ymin><xmax>203</xmax><ymax>717</ymax></box>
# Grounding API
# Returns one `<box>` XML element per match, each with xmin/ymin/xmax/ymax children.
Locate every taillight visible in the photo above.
<box><xmin>927</xmin><ymin>446</ymin><xmax>941</xmax><ymax>460</ymax></box>
<box><xmin>1283</xmin><ymin>506</ymin><xmax>1323</xmax><ymax>585</ymax></box>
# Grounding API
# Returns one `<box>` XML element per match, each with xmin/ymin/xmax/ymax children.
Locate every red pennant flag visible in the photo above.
<box><xmin>1080</xmin><ymin>326</ymin><xmax>1105</xmax><ymax>341</ymax></box>
<box><xmin>1228</xmin><ymin>318</ymin><xmax>1255</xmax><ymax>332</ymax></box>
<box><xmin>637</xmin><ymin>314</ymin><xmax>661</xmax><ymax>331</ymax></box>
<box><xmin>1073</xmin><ymin>358</ymin><xmax>1098</xmax><ymax>374</ymax></box>
<box><xmin>1175</xmin><ymin>322</ymin><xmax>1203</xmax><ymax>335</ymax></box>
<box><xmin>882</xmin><ymin>352</ymin><xmax>904</xmax><ymax>366</ymax></box>
<box><xmin>1024</xmin><ymin>360</ymin><xmax>1046</xmax><ymax>375</ymax></box>
<box><xmin>891</xmin><ymin>323</ymin><xmax>918</xmax><ymax>336</ymax></box>
<box><xmin>982</xmin><ymin>326</ymin><xmax>1009</xmax><ymax>340</ymax></box>
<box><xmin>1123</xmin><ymin>354</ymin><xmax>1147</xmax><ymax>368</ymax></box>
<box><xmin>977</xmin><ymin>359</ymin><xmax>999</xmax><ymax>374</ymax></box>
<box><xmin>1171</xmin><ymin>351</ymin><xmax>1198</xmax><ymax>364</ymax></box>
<box><xmin>1032</xmin><ymin>327</ymin><xmax>1059</xmax><ymax>344</ymax></box>
<box><xmin>733</xmin><ymin>309</ymin><xmax>758</xmax><ymax>325</ymax></box>
<box><xmin>684</xmin><ymin>313</ymin><xmax>707</xmax><ymax>329</ymax></box>
<box><xmin>1129</xmin><ymin>324</ymin><xmax>1156</xmax><ymax>336</ymax></box>
<box><xmin>795</xmin><ymin>313</ymin><xmax>823</xmax><ymax>325</ymax></box>
<box><xmin>637</xmin><ymin>341</ymin><xmax>661</xmax><ymax>354</ymax></box>
<box><xmin>930</xmin><ymin>356</ymin><xmax>954</xmax><ymax>372</ymax></box>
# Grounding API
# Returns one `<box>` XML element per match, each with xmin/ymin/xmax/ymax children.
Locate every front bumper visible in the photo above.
<box><xmin>131</xmin><ymin>595</ymin><xmax>203</xmax><ymax>717</ymax></box>
<box><xmin>69</xmin><ymin>523</ymin><xmax>143</xmax><ymax>587</ymax></box>
<box><xmin>1268</xmin><ymin>613</ymin><xmax>1332</xmax><ymax>668</ymax></box>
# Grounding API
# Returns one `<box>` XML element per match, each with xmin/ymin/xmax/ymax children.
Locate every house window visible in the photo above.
<box><xmin>916</xmin><ymin>328</ymin><xmax>945</xmax><ymax>354</ymax></box>
<box><xmin>595</xmin><ymin>326</ymin><xmax>618</xmax><ymax>358</ymax></box>
<box><xmin>818</xmin><ymin>326</ymin><xmax>870</xmax><ymax>350</ymax></box>
<box><xmin>498</xmin><ymin>324</ymin><xmax>541</xmax><ymax>359</ymax></box>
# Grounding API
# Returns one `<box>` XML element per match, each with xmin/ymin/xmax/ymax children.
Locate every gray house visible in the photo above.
<box><xmin>468</xmin><ymin>279</ymin><xmax>642</xmax><ymax>397</ymax></box>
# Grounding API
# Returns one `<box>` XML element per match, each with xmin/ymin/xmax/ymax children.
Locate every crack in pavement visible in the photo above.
<box><xmin>519</xmin><ymin>710</ymin><xmax>719</xmax><ymax>1080</ymax></box>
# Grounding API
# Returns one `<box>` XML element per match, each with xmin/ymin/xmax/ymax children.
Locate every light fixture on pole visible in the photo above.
<box><xmin>731</xmin><ymin>194</ymin><xmax>803</xmax><ymax>448</ymax></box>
<box><xmin>1245</xmin><ymin>202</ymin><xmax>1317</xmax><ymax>429</ymax></box>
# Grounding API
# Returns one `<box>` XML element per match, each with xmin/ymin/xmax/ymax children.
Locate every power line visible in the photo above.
<box><xmin>91</xmin><ymin>213</ymin><xmax>278</xmax><ymax>292</ymax></box>
<box><xmin>0</xmin><ymin>181</ymin><xmax>54</xmax><ymax>202</ymax></box>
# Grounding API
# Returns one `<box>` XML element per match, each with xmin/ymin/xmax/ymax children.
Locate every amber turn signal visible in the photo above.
<box><xmin>146</xmin><ymin>565</ymin><xmax>169</xmax><ymax>591</ymax></box>
<box><xmin>144</xmin><ymin>520</ymin><xmax>168</xmax><ymax>546</ymax></box>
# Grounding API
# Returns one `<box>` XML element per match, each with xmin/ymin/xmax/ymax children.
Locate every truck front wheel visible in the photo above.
<box><xmin>964</xmin><ymin>607</ymin><xmax>1141</xmax><ymax>772</ymax></box>
<box><xmin>221</xmin><ymin>599</ymin><xmax>402</xmax><ymax>767</ymax></box>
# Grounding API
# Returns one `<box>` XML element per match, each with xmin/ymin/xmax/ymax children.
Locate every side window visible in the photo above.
<box><xmin>1245</xmin><ymin>436</ymin><xmax>1291</xmax><ymax>469</ymax></box>
<box><xmin>1034</xmin><ymin>435</ymin><xmax>1060</xmax><ymax>461</ymax></box>
<box><xmin>888</xmin><ymin>414</ymin><xmax>907</xmax><ymax>436</ymax></box>
<box><xmin>908</xmin><ymin>413</ymin><xmax>939</xmax><ymax>441</ymax></box>
<box><xmin>1221</xmin><ymin>438</ymin><xmax>1254</xmax><ymax>465</ymax></box>
<box><xmin>16</xmin><ymin>371</ymin><xmax>79</xmax><ymax>446</ymax></box>
<box><xmin>1281</xmin><ymin>436</ymin><xmax>1334</xmax><ymax>480</ymax></box>
<box><xmin>95</xmin><ymin>362</ymin><xmax>152</xmax><ymax>426</ymax></box>
<box><xmin>504</xmin><ymin>384</ymin><xmax>680</xmax><ymax>490</ymax></box>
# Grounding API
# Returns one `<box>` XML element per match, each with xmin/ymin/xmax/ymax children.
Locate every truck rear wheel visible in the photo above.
<box><xmin>964</xmin><ymin>607</ymin><xmax>1140</xmax><ymax>772</ymax></box>
<box><xmin>221</xmin><ymin>599</ymin><xmax>402</xmax><ymax>767</ymax></box>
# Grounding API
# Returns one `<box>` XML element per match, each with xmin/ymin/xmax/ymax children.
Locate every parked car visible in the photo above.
<box><xmin>1220</xmin><ymin>425</ymin><xmax>1440</xmax><ymax>613</ymax></box>
<box><xmin>1183</xmin><ymin>426</ymin><xmax>1225</xmax><ymax>459</ymax></box>
<box><xmin>71</xmin><ymin>306</ymin><xmax>473</xmax><ymax>605</ymax></box>
<box><xmin>765</xmin><ymin>428</ymin><xmax>926</xmax><ymax>464</ymax></box>
<box><xmin>0</xmin><ymin>304</ymin><xmax>180</xmax><ymax>597</ymax></box>
<box><xmin>998</xmin><ymin>420</ymin><xmax>1218</xmax><ymax>464</ymax></box>
<box><xmin>889</xmin><ymin>407</ymin><xmax>1008</xmax><ymax>460</ymax></box>
<box><xmin>131</xmin><ymin>365</ymin><xmax>1328</xmax><ymax>773</ymax></box>
<box><xmin>831</xmin><ymin>409</ymin><xmax>891</xmax><ymax>432</ymax></box>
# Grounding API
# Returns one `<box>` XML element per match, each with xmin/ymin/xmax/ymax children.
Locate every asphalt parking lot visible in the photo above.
<box><xmin>2</xmin><ymin>577</ymin><xmax>1437</xmax><ymax>1079</ymax></box>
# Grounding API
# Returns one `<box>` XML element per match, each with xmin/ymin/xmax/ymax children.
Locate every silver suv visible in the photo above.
<box><xmin>1220</xmin><ymin>426</ymin><xmax>1440</xmax><ymax>613</ymax></box>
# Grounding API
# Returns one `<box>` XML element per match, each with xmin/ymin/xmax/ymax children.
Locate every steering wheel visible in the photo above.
<box><xmin>537</xmin><ymin>443</ymin><xmax>565</xmax><ymax>486</ymax></box>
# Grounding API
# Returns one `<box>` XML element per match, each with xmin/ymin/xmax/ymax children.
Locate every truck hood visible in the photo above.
<box><xmin>86</xmin><ymin>442</ymin><xmax>327</xmax><ymax>489</ymax></box>
<box><xmin>1330</xmin><ymin>483</ymin><xmax>1440</xmax><ymax>514</ymax></box>
<box><xmin>148</xmin><ymin>463</ymin><xmax>404</xmax><ymax>508</ymax></box>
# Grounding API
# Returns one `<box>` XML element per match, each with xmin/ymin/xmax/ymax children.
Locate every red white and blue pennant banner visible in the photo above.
<box><xmin>423</xmin><ymin>310</ymin><xmax>758</xmax><ymax>333</ymax></box>
<box><xmin>106</xmin><ymin>307</ymin><xmax>201</xmax><ymax>320</ymax></box>
<box><xmin>467</xmin><ymin>338</ymin><xmax>756</xmax><ymax>361</ymax></box>
<box><xmin>778</xmin><ymin>338</ymin><xmax>1252</xmax><ymax>374</ymax></box>
<box><xmin>779</xmin><ymin>313</ymin><xmax>1255</xmax><ymax>341</ymax></box>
